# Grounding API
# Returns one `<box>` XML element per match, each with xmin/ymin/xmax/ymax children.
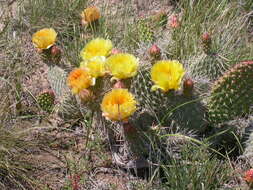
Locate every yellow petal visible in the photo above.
<box><xmin>106</xmin><ymin>53</ymin><xmax>139</xmax><ymax>79</ymax></box>
<box><xmin>81</xmin><ymin>6</ymin><xmax>100</xmax><ymax>23</ymax></box>
<box><xmin>67</xmin><ymin>68</ymin><xmax>92</xmax><ymax>94</ymax></box>
<box><xmin>151</xmin><ymin>60</ymin><xmax>185</xmax><ymax>92</ymax></box>
<box><xmin>80</xmin><ymin>56</ymin><xmax>106</xmax><ymax>78</ymax></box>
<box><xmin>32</xmin><ymin>28</ymin><xmax>57</xmax><ymax>50</ymax></box>
<box><xmin>101</xmin><ymin>89</ymin><xmax>137</xmax><ymax>121</ymax></box>
<box><xmin>80</xmin><ymin>38</ymin><xmax>113</xmax><ymax>60</ymax></box>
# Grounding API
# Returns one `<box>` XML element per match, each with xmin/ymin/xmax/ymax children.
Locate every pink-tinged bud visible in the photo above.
<box><xmin>123</xmin><ymin>122</ymin><xmax>137</xmax><ymax>134</ymax></box>
<box><xmin>241</xmin><ymin>60</ymin><xmax>253</xmax><ymax>65</ymax></box>
<box><xmin>245</xmin><ymin>169</ymin><xmax>253</xmax><ymax>183</ymax></box>
<box><xmin>111</xmin><ymin>48</ymin><xmax>121</xmax><ymax>55</ymax></box>
<box><xmin>149</xmin><ymin>44</ymin><xmax>161</xmax><ymax>60</ymax></box>
<box><xmin>169</xmin><ymin>15</ymin><xmax>180</xmax><ymax>28</ymax></box>
<box><xmin>183</xmin><ymin>78</ymin><xmax>194</xmax><ymax>96</ymax></box>
<box><xmin>78</xmin><ymin>89</ymin><xmax>94</xmax><ymax>102</ymax></box>
<box><xmin>113</xmin><ymin>80</ymin><xmax>126</xmax><ymax>89</ymax></box>
<box><xmin>51</xmin><ymin>45</ymin><xmax>61</xmax><ymax>57</ymax></box>
<box><xmin>202</xmin><ymin>32</ymin><xmax>211</xmax><ymax>43</ymax></box>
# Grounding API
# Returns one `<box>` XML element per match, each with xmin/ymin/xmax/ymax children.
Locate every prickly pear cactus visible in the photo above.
<box><xmin>201</xmin><ymin>32</ymin><xmax>212</xmax><ymax>55</ymax></box>
<box><xmin>189</xmin><ymin>54</ymin><xmax>229</xmax><ymax>81</ymax></box>
<box><xmin>37</xmin><ymin>91</ymin><xmax>55</xmax><ymax>112</ymax></box>
<box><xmin>47</xmin><ymin>66</ymin><xmax>69</xmax><ymax>99</ymax></box>
<box><xmin>47</xmin><ymin>66</ymin><xmax>84</xmax><ymax>120</ymax></box>
<box><xmin>131</xmin><ymin>67</ymin><xmax>170</xmax><ymax>115</ymax></box>
<box><xmin>207</xmin><ymin>61</ymin><xmax>253</xmax><ymax>124</ymax></box>
<box><xmin>131</xmin><ymin>67</ymin><xmax>207</xmax><ymax>132</ymax></box>
<box><xmin>137</xmin><ymin>19</ymin><xmax>154</xmax><ymax>43</ymax></box>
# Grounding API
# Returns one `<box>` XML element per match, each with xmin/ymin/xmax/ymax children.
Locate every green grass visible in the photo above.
<box><xmin>0</xmin><ymin>0</ymin><xmax>252</xmax><ymax>189</ymax></box>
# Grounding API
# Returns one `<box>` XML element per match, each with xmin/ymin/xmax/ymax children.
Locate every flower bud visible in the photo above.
<box><xmin>51</xmin><ymin>45</ymin><xmax>61</xmax><ymax>57</ymax></box>
<box><xmin>111</xmin><ymin>48</ymin><xmax>121</xmax><ymax>55</ymax></box>
<box><xmin>245</xmin><ymin>169</ymin><xmax>253</xmax><ymax>183</ymax></box>
<box><xmin>149</xmin><ymin>44</ymin><xmax>161</xmax><ymax>60</ymax></box>
<box><xmin>202</xmin><ymin>32</ymin><xmax>211</xmax><ymax>43</ymax></box>
<box><xmin>169</xmin><ymin>15</ymin><xmax>180</xmax><ymax>28</ymax></box>
<box><xmin>183</xmin><ymin>78</ymin><xmax>194</xmax><ymax>96</ymax></box>
<box><xmin>113</xmin><ymin>80</ymin><xmax>126</xmax><ymax>89</ymax></box>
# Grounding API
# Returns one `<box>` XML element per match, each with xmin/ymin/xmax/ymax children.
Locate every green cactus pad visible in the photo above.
<box><xmin>37</xmin><ymin>91</ymin><xmax>55</xmax><ymax>112</ymax></box>
<box><xmin>131</xmin><ymin>67</ymin><xmax>207</xmax><ymax>132</ymax></box>
<box><xmin>47</xmin><ymin>66</ymin><xmax>69</xmax><ymax>100</ymax></box>
<box><xmin>207</xmin><ymin>61</ymin><xmax>253</xmax><ymax>123</ymax></box>
<box><xmin>137</xmin><ymin>19</ymin><xmax>155</xmax><ymax>43</ymax></box>
<box><xmin>131</xmin><ymin>67</ymin><xmax>170</xmax><ymax>115</ymax></box>
<box><xmin>189</xmin><ymin>54</ymin><xmax>229</xmax><ymax>81</ymax></box>
<box><xmin>47</xmin><ymin>66</ymin><xmax>84</xmax><ymax>120</ymax></box>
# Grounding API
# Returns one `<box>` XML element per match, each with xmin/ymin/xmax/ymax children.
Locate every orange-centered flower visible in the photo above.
<box><xmin>101</xmin><ymin>89</ymin><xmax>137</xmax><ymax>121</ymax></box>
<box><xmin>32</xmin><ymin>28</ymin><xmax>57</xmax><ymax>50</ymax></box>
<box><xmin>81</xmin><ymin>6</ymin><xmax>100</xmax><ymax>24</ymax></box>
<box><xmin>67</xmin><ymin>68</ymin><xmax>93</xmax><ymax>94</ymax></box>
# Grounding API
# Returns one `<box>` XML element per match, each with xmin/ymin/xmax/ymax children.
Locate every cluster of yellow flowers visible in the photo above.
<box><xmin>31</xmin><ymin>6</ymin><xmax>186</xmax><ymax>122</ymax></box>
<box><xmin>68</xmin><ymin>37</ymin><xmax>139</xmax><ymax>121</ymax></box>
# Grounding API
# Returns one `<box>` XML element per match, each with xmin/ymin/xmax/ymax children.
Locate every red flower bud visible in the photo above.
<box><xmin>111</xmin><ymin>48</ymin><xmax>121</xmax><ymax>55</ymax></box>
<box><xmin>202</xmin><ymin>32</ymin><xmax>211</xmax><ymax>43</ymax></box>
<box><xmin>183</xmin><ymin>78</ymin><xmax>194</xmax><ymax>96</ymax></box>
<box><xmin>51</xmin><ymin>45</ymin><xmax>61</xmax><ymax>57</ymax></box>
<box><xmin>245</xmin><ymin>169</ymin><xmax>253</xmax><ymax>183</ymax></box>
<box><xmin>169</xmin><ymin>15</ymin><xmax>180</xmax><ymax>28</ymax></box>
<box><xmin>113</xmin><ymin>80</ymin><xmax>126</xmax><ymax>89</ymax></box>
<box><xmin>149</xmin><ymin>44</ymin><xmax>161</xmax><ymax>60</ymax></box>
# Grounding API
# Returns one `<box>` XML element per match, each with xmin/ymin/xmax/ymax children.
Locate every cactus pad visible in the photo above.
<box><xmin>47</xmin><ymin>66</ymin><xmax>69</xmax><ymax>100</ymax></box>
<box><xmin>131</xmin><ymin>67</ymin><xmax>207</xmax><ymax>131</ymax></box>
<box><xmin>137</xmin><ymin>19</ymin><xmax>154</xmax><ymax>43</ymax></box>
<box><xmin>207</xmin><ymin>61</ymin><xmax>253</xmax><ymax>123</ymax></box>
<box><xmin>37</xmin><ymin>91</ymin><xmax>55</xmax><ymax>112</ymax></box>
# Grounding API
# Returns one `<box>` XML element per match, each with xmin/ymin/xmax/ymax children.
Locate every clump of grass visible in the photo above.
<box><xmin>156</xmin><ymin>143</ymin><xmax>233</xmax><ymax>190</ymax></box>
<box><xmin>0</xmin><ymin>126</ymin><xmax>39</xmax><ymax>190</ymax></box>
<box><xmin>167</xmin><ymin>0</ymin><xmax>252</xmax><ymax>60</ymax></box>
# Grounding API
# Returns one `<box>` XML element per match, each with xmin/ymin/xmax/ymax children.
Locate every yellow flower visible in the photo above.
<box><xmin>80</xmin><ymin>56</ymin><xmax>106</xmax><ymax>78</ymax></box>
<box><xmin>151</xmin><ymin>60</ymin><xmax>185</xmax><ymax>92</ymax></box>
<box><xmin>32</xmin><ymin>28</ymin><xmax>57</xmax><ymax>50</ymax></box>
<box><xmin>67</xmin><ymin>68</ymin><xmax>93</xmax><ymax>94</ymax></box>
<box><xmin>81</xmin><ymin>6</ymin><xmax>100</xmax><ymax>24</ymax></box>
<box><xmin>106</xmin><ymin>53</ymin><xmax>138</xmax><ymax>79</ymax></box>
<box><xmin>80</xmin><ymin>38</ymin><xmax>113</xmax><ymax>60</ymax></box>
<box><xmin>101</xmin><ymin>89</ymin><xmax>137</xmax><ymax>121</ymax></box>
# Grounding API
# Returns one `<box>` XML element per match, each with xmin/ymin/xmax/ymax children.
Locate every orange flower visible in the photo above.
<box><xmin>81</xmin><ymin>6</ymin><xmax>100</xmax><ymax>25</ymax></box>
<box><xmin>67</xmin><ymin>68</ymin><xmax>93</xmax><ymax>94</ymax></box>
<box><xmin>32</xmin><ymin>28</ymin><xmax>57</xmax><ymax>49</ymax></box>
